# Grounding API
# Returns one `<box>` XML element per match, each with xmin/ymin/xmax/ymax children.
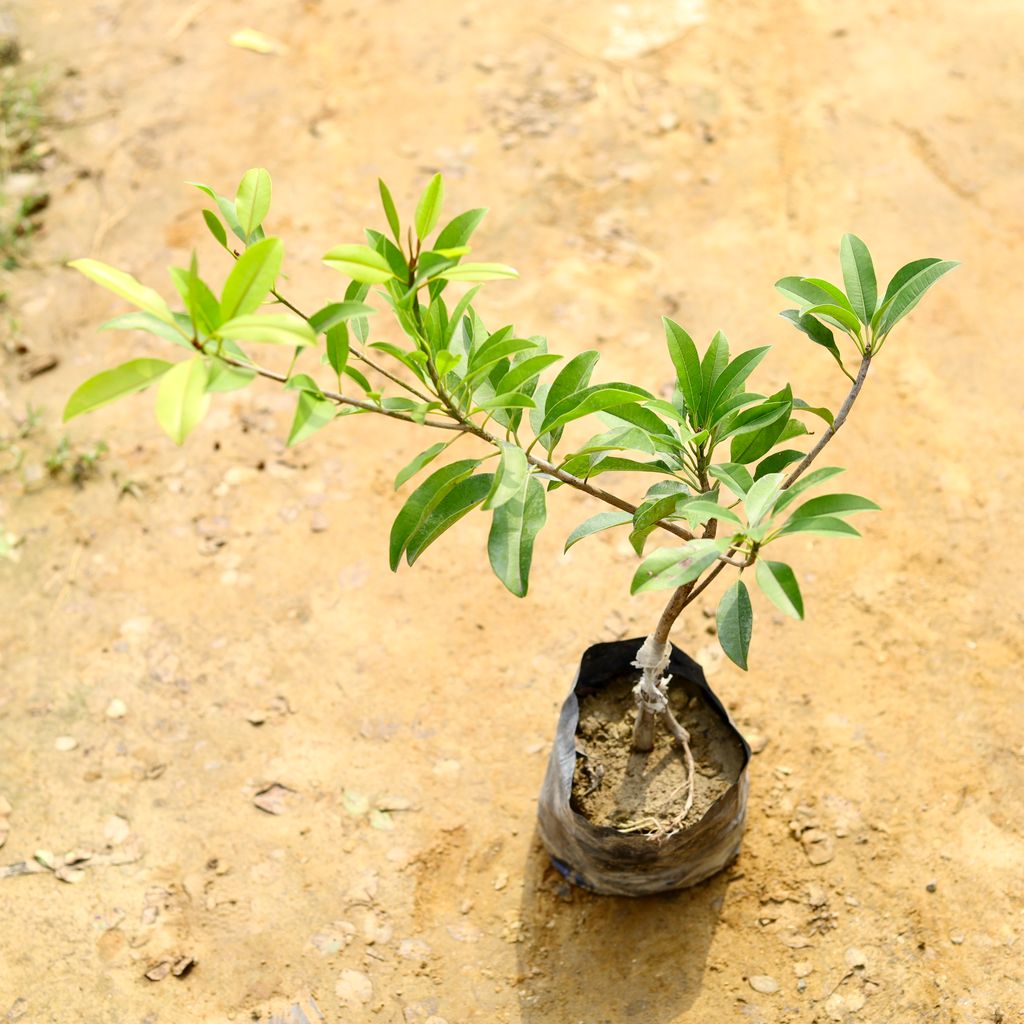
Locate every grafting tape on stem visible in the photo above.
<box><xmin>632</xmin><ymin>634</ymin><xmax>672</xmax><ymax>714</ymax></box>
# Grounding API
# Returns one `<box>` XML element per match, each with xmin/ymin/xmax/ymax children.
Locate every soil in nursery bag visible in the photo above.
<box><xmin>571</xmin><ymin>673</ymin><xmax>744</xmax><ymax>834</ymax></box>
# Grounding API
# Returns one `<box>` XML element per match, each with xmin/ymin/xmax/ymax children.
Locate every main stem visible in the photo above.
<box><xmin>630</xmin><ymin>350</ymin><xmax>873</xmax><ymax>754</ymax></box>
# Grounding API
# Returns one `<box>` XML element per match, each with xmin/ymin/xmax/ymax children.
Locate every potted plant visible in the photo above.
<box><xmin>65</xmin><ymin>170</ymin><xmax>956</xmax><ymax>895</ymax></box>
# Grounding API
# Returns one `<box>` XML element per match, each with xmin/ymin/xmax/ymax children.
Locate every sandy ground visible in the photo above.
<box><xmin>1</xmin><ymin>1</ymin><xmax>1022</xmax><ymax>1021</ymax></box>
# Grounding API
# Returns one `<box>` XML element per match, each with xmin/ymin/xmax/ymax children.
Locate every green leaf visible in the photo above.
<box><xmin>64</xmin><ymin>358</ymin><xmax>173</xmax><ymax>421</ymax></box>
<box><xmin>779</xmin><ymin>310</ymin><xmax>845</xmax><ymax>370</ymax></box>
<box><xmin>202</xmin><ymin>209</ymin><xmax>229</xmax><ymax>250</ymax></box>
<box><xmin>663</xmin><ymin>318</ymin><xmax>703</xmax><ymax>423</ymax></box>
<box><xmin>708</xmin><ymin>346</ymin><xmax>771</xmax><ymax>420</ymax></box>
<box><xmin>756</xmin><ymin>560</ymin><xmax>804</xmax><ymax>620</ymax></box>
<box><xmin>754</xmin><ymin>449</ymin><xmax>804</xmax><ymax>480</ymax></box>
<box><xmin>378</xmin><ymin>179</ymin><xmax>401</xmax><ymax>243</ymax></box>
<box><xmin>717</xmin><ymin>580</ymin><xmax>752</xmax><ymax>670</ymax></box>
<box><xmin>631</xmin><ymin>539</ymin><xmax>726</xmax><ymax>595</ymax></box>
<box><xmin>287</xmin><ymin>391</ymin><xmax>336</xmax><ymax>446</ymax></box>
<box><xmin>774</xmin><ymin>277</ymin><xmax>837</xmax><ymax>308</ymax></box>
<box><xmin>394</xmin><ymin>442</ymin><xmax>448</xmax><ymax>490</ymax></box>
<box><xmin>801</xmin><ymin>303</ymin><xmax>862</xmax><ymax>337</ymax></box>
<box><xmin>493</xmin><ymin>353</ymin><xmax>562</xmax><ymax>396</ymax></box>
<box><xmin>414</xmin><ymin>173</ymin><xmax>445</xmax><ymax>240</ymax></box>
<box><xmin>435</xmin><ymin>208</ymin><xmax>487</xmax><ymax>250</ymax></box>
<box><xmin>325</xmin><ymin>324</ymin><xmax>349</xmax><ymax>377</ymax></box>
<box><xmin>787</xmin><ymin>493</ymin><xmax>880</xmax><ymax>520</ymax></box>
<box><xmin>217</xmin><ymin>313</ymin><xmax>316</xmax><ymax>346</ymax></box>
<box><xmin>839</xmin><ymin>234</ymin><xmax>877</xmax><ymax>325</ymax></box>
<box><xmin>488</xmin><ymin>475</ymin><xmax>546</xmax><ymax>596</ymax></box>
<box><xmin>792</xmin><ymin>398</ymin><xmax>834</xmax><ymax>428</ymax></box>
<box><xmin>709</xmin><ymin>463</ymin><xmax>754</xmax><ymax>498</ymax></box>
<box><xmin>406</xmin><ymin>473</ymin><xmax>493</xmax><ymax>565</ymax></box>
<box><xmin>728</xmin><ymin>388</ymin><xmax>794</xmax><ymax>464</ymax></box>
<box><xmin>187</xmin><ymin>181</ymin><xmax>244</xmax><ymax>241</ymax></box>
<box><xmin>679</xmin><ymin>499</ymin><xmax>742</xmax><ymax>526</ymax></box>
<box><xmin>477</xmin><ymin>393</ymin><xmax>536</xmax><ymax>411</ymax></box>
<box><xmin>539</xmin><ymin>383</ymin><xmax>651</xmax><ymax>436</ymax></box>
<box><xmin>309</xmin><ymin>301</ymin><xmax>376</xmax><ymax>334</ymax></box>
<box><xmin>69</xmin><ymin>258</ymin><xmax>176</xmax><ymax>325</ymax></box>
<box><xmin>389</xmin><ymin>459</ymin><xmax>481</xmax><ymax>570</ymax></box>
<box><xmin>169</xmin><ymin>257</ymin><xmax>220</xmax><ymax>336</ymax></box>
<box><xmin>235</xmin><ymin>168</ymin><xmax>272</xmax><ymax>242</ymax></box>
<box><xmin>879</xmin><ymin>258</ymin><xmax>942</xmax><ymax>308</ymax></box>
<box><xmin>744</xmin><ymin>472</ymin><xmax>785</xmax><ymax>525</ymax></box>
<box><xmin>875</xmin><ymin>260</ymin><xmax>959</xmax><ymax>338</ymax></box>
<box><xmin>323</xmin><ymin>244</ymin><xmax>396</xmax><ymax>284</ymax></box>
<box><xmin>205</xmin><ymin>359</ymin><xmax>255</xmax><ymax>392</ymax></box>
<box><xmin>220</xmin><ymin>237</ymin><xmax>283</xmax><ymax>320</ymax></box>
<box><xmin>154</xmin><ymin>358</ymin><xmax>210</xmax><ymax>444</ymax></box>
<box><xmin>438</xmin><ymin>262</ymin><xmax>518</xmax><ymax>282</ymax></box>
<box><xmin>775</xmin><ymin>465</ymin><xmax>843</xmax><ymax>505</ymax></box>
<box><xmin>775</xmin><ymin>516</ymin><xmax>861</xmax><ymax>539</ymax></box>
<box><xmin>698</xmin><ymin>330</ymin><xmax>730</xmax><ymax>420</ymax></box>
<box><xmin>801</xmin><ymin>278</ymin><xmax>856</xmax><ymax>315</ymax></box>
<box><xmin>484</xmin><ymin>443</ymin><xmax>529</xmax><ymax>510</ymax></box>
<box><xmin>284</xmin><ymin>373</ymin><xmax>323</xmax><ymax>394</ymax></box>
<box><xmin>564</xmin><ymin>510</ymin><xmax>633</xmax><ymax>552</ymax></box>
<box><xmin>100</xmin><ymin>311</ymin><xmax>191</xmax><ymax>347</ymax></box>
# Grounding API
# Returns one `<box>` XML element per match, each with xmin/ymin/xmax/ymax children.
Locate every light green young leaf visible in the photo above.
<box><xmin>202</xmin><ymin>210</ymin><xmax>229</xmax><ymax>250</ymax></box>
<box><xmin>205</xmin><ymin>359</ymin><xmax>256</xmax><ymax>392</ymax></box>
<box><xmin>679</xmin><ymin>500</ymin><xmax>743</xmax><ymax>526</ymax></box>
<box><xmin>394</xmin><ymin>442</ymin><xmax>448</xmax><ymax>490</ymax></box>
<box><xmin>406</xmin><ymin>473</ymin><xmax>493</xmax><ymax>565</ymax></box>
<box><xmin>477</xmin><ymin>393</ymin><xmax>536</xmax><ymax>411</ymax></box>
<box><xmin>564</xmin><ymin>510</ymin><xmax>633</xmax><ymax>552</ymax></box>
<box><xmin>438</xmin><ymin>262</ymin><xmax>518</xmax><ymax>282</ymax></box>
<box><xmin>493</xmin><ymin>353</ymin><xmax>562</xmax><ymax>396</ymax></box>
<box><xmin>801</xmin><ymin>303</ymin><xmax>862</xmax><ymax>337</ymax></box>
<box><xmin>487</xmin><ymin>475</ymin><xmax>546</xmax><ymax>596</ymax></box>
<box><xmin>435</xmin><ymin>208</ymin><xmax>487</xmax><ymax>251</ymax></box>
<box><xmin>188</xmin><ymin>181</ymin><xmax>245</xmax><ymax>240</ymax></box>
<box><xmin>309</xmin><ymin>301</ymin><xmax>376</xmax><ymax>334</ymax></box>
<box><xmin>709</xmin><ymin>463</ymin><xmax>754</xmax><ymax>498</ymax></box>
<box><xmin>839</xmin><ymin>234</ymin><xmax>877</xmax><ymax>326</ymax></box>
<box><xmin>484</xmin><ymin>443</ymin><xmax>529</xmax><ymax>510</ymax></box>
<box><xmin>708</xmin><ymin>346</ymin><xmax>770</xmax><ymax>419</ymax></box>
<box><xmin>325</xmin><ymin>324</ymin><xmax>349</xmax><ymax>376</ymax></box>
<box><xmin>756</xmin><ymin>560</ymin><xmax>804</xmax><ymax>620</ymax></box>
<box><xmin>323</xmin><ymin>244</ymin><xmax>396</xmax><ymax>284</ymax></box>
<box><xmin>744</xmin><ymin>472</ymin><xmax>785</xmax><ymax>525</ymax></box>
<box><xmin>220</xmin><ymin>237</ymin><xmax>283</xmax><ymax>320</ymax></box>
<box><xmin>414</xmin><ymin>173</ymin><xmax>445</xmax><ymax>240</ymax></box>
<box><xmin>287</xmin><ymin>391</ymin><xmax>336</xmax><ymax>446</ymax></box>
<box><xmin>64</xmin><ymin>358</ymin><xmax>173</xmax><ymax>421</ymax></box>
<box><xmin>539</xmin><ymin>383</ymin><xmax>651</xmax><ymax>436</ymax></box>
<box><xmin>217</xmin><ymin>313</ymin><xmax>316</xmax><ymax>346</ymax></box>
<box><xmin>774</xmin><ymin>277</ymin><xmax>837</xmax><ymax>308</ymax></box>
<box><xmin>378</xmin><ymin>179</ymin><xmax>401</xmax><ymax>243</ymax></box>
<box><xmin>717</xmin><ymin>580</ymin><xmax>752</xmax><ymax>670</ymax></box>
<box><xmin>631</xmin><ymin>539</ymin><xmax>726</xmax><ymax>595</ymax></box>
<box><xmin>100</xmin><ymin>311</ymin><xmax>192</xmax><ymax>347</ymax></box>
<box><xmin>69</xmin><ymin>259</ymin><xmax>176</xmax><ymax>326</ymax></box>
<box><xmin>155</xmin><ymin>358</ymin><xmax>210</xmax><ymax>445</ymax></box>
<box><xmin>235</xmin><ymin>168</ymin><xmax>272</xmax><ymax>241</ymax></box>
<box><xmin>801</xmin><ymin>278</ymin><xmax>856</xmax><ymax>315</ymax></box>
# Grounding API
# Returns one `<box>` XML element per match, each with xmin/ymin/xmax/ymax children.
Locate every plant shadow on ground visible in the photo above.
<box><xmin>516</xmin><ymin>827</ymin><xmax>730</xmax><ymax>1023</ymax></box>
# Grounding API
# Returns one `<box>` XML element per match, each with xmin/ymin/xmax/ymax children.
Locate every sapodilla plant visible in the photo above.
<box><xmin>66</xmin><ymin>170</ymin><xmax>957</xmax><ymax>889</ymax></box>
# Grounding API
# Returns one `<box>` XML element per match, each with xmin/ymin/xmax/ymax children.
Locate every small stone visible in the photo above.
<box><xmin>103</xmin><ymin>815</ymin><xmax>131</xmax><ymax>846</ymax></box>
<box><xmin>825</xmin><ymin>993</ymin><xmax>847</xmax><ymax>1020</ymax></box>
<box><xmin>656</xmin><ymin>111</ymin><xmax>680</xmax><ymax>133</ymax></box>
<box><xmin>105</xmin><ymin>698</ymin><xmax>127</xmax><ymax>719</ymax></box>
<box><xmin>846</xmin><ymin>991</ymin><xmax>866</xmax><ymax>1012</ymax></box>
<box><xmin>493</xmin><ymin>871</ymin><xmax>508</xmax><ymax>891</ymax></box>
<box><xmin>748</xmin><ymin>975</ymin><xmax>779</xmax><ymax>994</ymax></box>
<box><xmin>246</xmin><ymin>710</ymin><xmax>266</xmax><ymax>726</ymax></box>
<box><xmin>950</xmin><ymin>932</ymin><xmax>965</xmax><ymax>945</ymax></box>
<box><xmin>844</xmin><ymin>947</ymin><xmax>868</xmax><ymax>969</ymax></box>
<box><xmin>745</xmin><ymin>731</ymin><xmax>769</xmax><ymax>754</ymax></box>
<box><xmin>793</xmin><ymin>961</ymin><xmax>813</xmax><ymax>978</ymax></box>
<box><xmin>335</xmin><ymin>969</ymin><xmax>373</xmax><ymax>1006</ymax></box>
<box><xmin>310</xmin><ymin>510</ymin><xmax>329</xmax><ymax>533</ymax></box>
<box><xmin>926</xmin><ymin>881</ymin><xmax>937</xmax><ymax>893</ymax></box>
<box><xmin>801</xmin><ymin>828</ymin><xmax>835</xmax><ymax>866</ymax></box>
<box><xmin>55</xmin><ymin>736</ymin><xmax>78</xmax><ymax>752</ymax></box>
<box><xmin>34</xmin><ymin>849</ymin><xmax>55</xmax><ymax>869</ymax></box>
<box><xmin>252</xmin><ymin>783</ymin><xmax>295</xmax><ymax>815</ymax></box>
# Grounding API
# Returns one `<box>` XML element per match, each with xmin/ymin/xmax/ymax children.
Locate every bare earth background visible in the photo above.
<box><xmin>1</xmin><ymin>1</ymin><xmax>1022</xmax><ymax>1022</ymax></box>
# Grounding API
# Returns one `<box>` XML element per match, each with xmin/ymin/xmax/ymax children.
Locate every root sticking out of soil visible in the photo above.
<box><xmin>570</xmin><ymin>673</ymin><xmax>743</xmax><ymax>837</ymax></box>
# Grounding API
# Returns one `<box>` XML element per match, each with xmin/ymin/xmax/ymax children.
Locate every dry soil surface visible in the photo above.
<box><xmin>1</xmin><ymin>2</ymin><xmax>1023</xmax><ymax>1022</ymax></box>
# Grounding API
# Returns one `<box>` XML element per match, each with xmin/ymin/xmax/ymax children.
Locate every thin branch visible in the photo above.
<box><xmin>783</xmin><ymin>351</ymin><xmax>872</xmax><ymax>489</ymax></box>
